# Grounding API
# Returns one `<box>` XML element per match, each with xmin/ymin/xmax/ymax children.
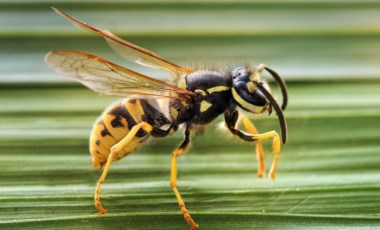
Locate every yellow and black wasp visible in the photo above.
<box><xmin>45</xmin><ymin>8</ymin><xmax>288</xmax><ymax>230</ymax></box>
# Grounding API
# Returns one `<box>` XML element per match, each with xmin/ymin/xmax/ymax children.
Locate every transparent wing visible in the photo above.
<box><xmin>52</xmin><ymin>7</ymin><xmax>192</xmax><ymax>76</ymax></box>
<box><xmin>45</xmin><ymin>49</ymin><xmax>193</xmax><ymax>99</ymax></box>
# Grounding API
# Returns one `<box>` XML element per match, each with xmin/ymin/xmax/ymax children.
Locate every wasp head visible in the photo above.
<box><xmin>230</xmin><ymin>64</ymin><xmax>288</xmax><ymax>143</ymax></box>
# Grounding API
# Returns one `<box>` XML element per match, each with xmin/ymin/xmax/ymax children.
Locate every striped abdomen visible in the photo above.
<box><xmin>89</xmin><ymin>98</ymin><xmax>170</xmax><ymax>169</ymax></box>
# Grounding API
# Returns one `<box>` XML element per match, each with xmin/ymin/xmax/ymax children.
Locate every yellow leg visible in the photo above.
<box><xmin>94</xmin><ymin>122</ymin><xmax>153</xmax><ymax>214</ymax></box>
<box><xmin>240</xmin><ymin>115</ymin><xmax>281</xmax><ymax>180</ymax></box>
<box><xmin>170</xmin><ymin>129</ymin><xmax>199</xmax><ymax>230</ymax></box>
<box><xmin>240</xmin><ymin>116</ymin><xmax>266</xmax><ymax>178</ymax></box>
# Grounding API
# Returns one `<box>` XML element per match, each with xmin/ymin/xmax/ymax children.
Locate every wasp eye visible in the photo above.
<box><xmin>235</xmin><ymin>81</ymin><xmax>245</xmax><ymax>89</ymax></box>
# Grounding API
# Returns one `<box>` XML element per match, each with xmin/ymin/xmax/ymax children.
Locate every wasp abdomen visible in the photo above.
<box><xmin>90</xmin><ymin>99</ymin><xmax>152</xmax><ymax>169</ymax></box>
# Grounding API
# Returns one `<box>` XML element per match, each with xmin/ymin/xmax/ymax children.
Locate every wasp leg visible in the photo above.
<box><xmin>94</xmin><ymin>122</ymin><xmax>153</xmax><ymax>214</ymax></box>
<box><xmin>225</xmin><ymin>110</ymin><xmax>281</xmax><ymax>180</ymax></box>
<box><xmin>170</xmin><ymin>128</ymin><xmax>199</xmax><ymax>230</ymax></box>
<box><xmin>239</xmin><ymin>115</ymin><xmax>266</xmax><ymax>178</ymax></box>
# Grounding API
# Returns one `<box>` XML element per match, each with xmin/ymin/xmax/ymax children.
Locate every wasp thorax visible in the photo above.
<box><xmin>231</xmin><ymin>66</ymin><xmax>271</xmax><ymax>114</ymax></box>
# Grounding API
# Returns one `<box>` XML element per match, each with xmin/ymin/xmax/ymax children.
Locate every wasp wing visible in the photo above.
<box><xmin>52</xmin><ymin>7</ymin><xmax>192</xmax><ymax>76</ymax></box>
<box><xmin>45</xmin><ymin>49</ymin><xmax>193</xmax><ymax>99</ymax></box>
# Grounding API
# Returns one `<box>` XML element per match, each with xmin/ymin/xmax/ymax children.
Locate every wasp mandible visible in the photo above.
<box><xmin>45</xmin><ymin>8</ymin><xmax>288</xmax><ymax>230</ymax></box>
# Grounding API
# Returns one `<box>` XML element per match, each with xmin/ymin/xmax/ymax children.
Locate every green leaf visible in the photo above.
<box><xmin>1</xmin><ymin>1</ymin><xmax>380</xmax><ymax>229</ymax></box>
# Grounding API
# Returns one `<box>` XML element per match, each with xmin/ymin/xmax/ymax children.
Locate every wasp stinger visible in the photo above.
<box><xmin>45</xmin><ymin>7</ymin><xmax>288</xmax><ymax>230</ymax></box>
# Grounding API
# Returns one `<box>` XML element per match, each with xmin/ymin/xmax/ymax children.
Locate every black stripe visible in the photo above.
<box><xmin>107</xmin><ymin>103</ymin><xmax>137</xmax><ymax>130</ymax></box>
<box><xmin>136</xmin><ymin>129</ymin><xmax>148</xmax><ymax>138</ymax></box>
<box><xmin>98</xmin><ymin>120</ymin><xmax>112</xmax><ymax>137</ymax></box>
<box><xmin>139</xmin><ymin>100</ymin><xmax>171</xmax><ymax>126</ymax></box>
<box><xmin>107</xmin><ymin>102</ymin><xmax>148</xmax><ymax>138</ymax></box>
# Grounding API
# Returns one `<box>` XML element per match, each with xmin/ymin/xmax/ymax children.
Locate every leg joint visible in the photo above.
<box><xmin>110</xmin><ymin>147</ymin><xmax>119</xmax><ymax>156</ymax></box>
<box><xmin>170</xmin><ymin>181</ymin><xmax>176</xmax><ymax>188</ymax></box>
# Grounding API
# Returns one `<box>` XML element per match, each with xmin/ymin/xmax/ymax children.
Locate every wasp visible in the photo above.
<box><xmin>45</xmin><ymin>8</ymin><xmax>288</xmax><ymax>230</ymax></box>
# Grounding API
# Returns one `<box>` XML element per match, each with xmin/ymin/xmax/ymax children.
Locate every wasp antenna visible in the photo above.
<box><xmin>257</xmin><ymin>83</ymin><xmax>287</xmax><ymax>144</ymax></box>
<box><xmin>264</xmin><ymin>66</ymin><xmax>288</xmax><ymax>111</ymax></box>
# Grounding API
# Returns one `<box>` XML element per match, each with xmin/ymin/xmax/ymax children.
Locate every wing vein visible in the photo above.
<box><xmin>45</xmin><ymin>49</ymin><xmax>193</xmax><ymax>100</ymax></box>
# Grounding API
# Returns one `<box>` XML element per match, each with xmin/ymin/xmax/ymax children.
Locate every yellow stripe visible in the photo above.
<box><xmin>103</xmin><ymin>114</ymin><xmax>128</xmax><ymax>140</ymax></box>
<box><xmin>200</xmin><ymin>100</ymin><xmax>212</xmax><ymax>112</ymax></box>
<box><xmin>170</xmin><ymin>107</ymin><xmax>179</xmax><ymax>119</ymax></box>
<box><xmin>125</xmin><ymin>99</ymin><xmax>144</xmax><ymax>123</ymax></box>
<box><xmin>195</xmin><ymin>89</ymin><xmax>207</xmax><ymax>96</ymax></box>
<box><xmin>231</xmin><ymin>88</ymin><xmax>264</xmax><ymax>113</ymax></box>
<box><xmin>207</xmin><ymin>86</ymin><xmax>230</xmax><ymax>94</ymax></box>
<box><xmin>246</xmin><ymin>82</ymin><xmax>257</xmax><ymax>93</ymax></box>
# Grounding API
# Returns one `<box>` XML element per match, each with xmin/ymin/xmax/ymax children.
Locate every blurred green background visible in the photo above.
<box><xmin>1</xmin><ymin>1</ymin><xmax>380</xmax><ymax>229</ymax></box>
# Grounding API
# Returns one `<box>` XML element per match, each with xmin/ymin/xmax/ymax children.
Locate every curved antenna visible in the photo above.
<box><xmin>264</xmin><ymin>66</ymin><xmax>288</xmax><ymax>110</ymax></box>
<box><xmin>257</xmin><ymin>82</ymin><xmax>288</xmax><ymax>144</ymax></box>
